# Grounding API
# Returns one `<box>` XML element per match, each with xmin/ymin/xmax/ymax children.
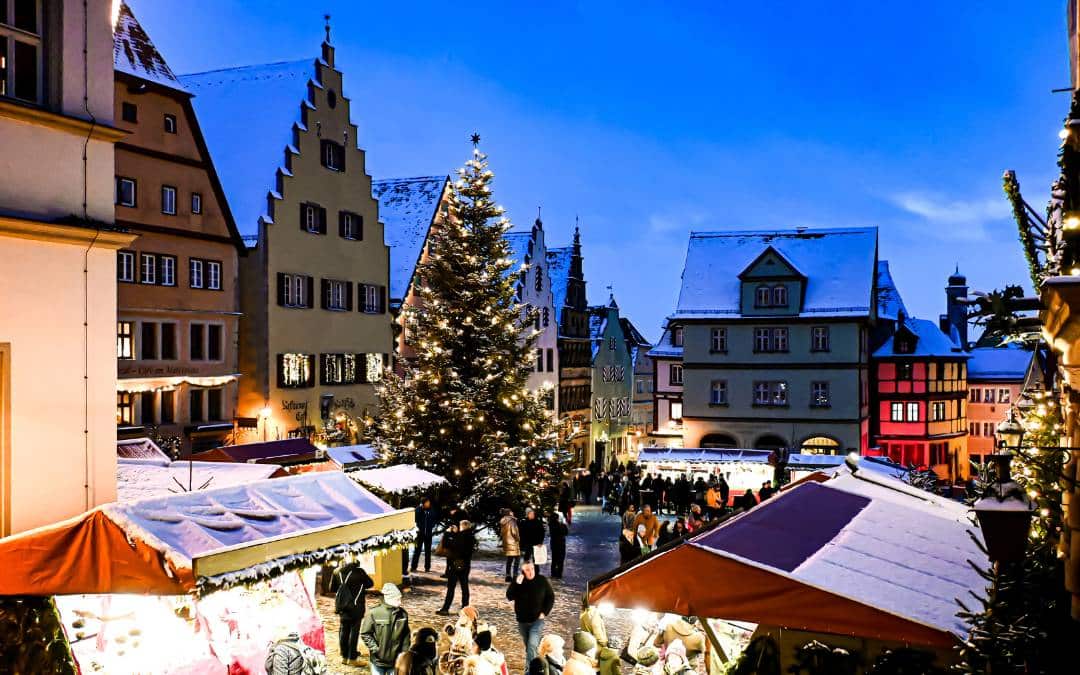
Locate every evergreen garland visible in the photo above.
<box><xmin>372</xmin><ymin>142</ymin><xmax>571</xmax><ymax>526</ymax></box>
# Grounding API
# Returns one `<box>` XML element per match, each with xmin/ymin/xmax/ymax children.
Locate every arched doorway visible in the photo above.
<box><xmin>700</xmin><ymin>433</ymin><xmax>738</xmax><ymax>448</ymax></box>
<box><xmin>801</xmin><ymin>435</ymin><xmax>841</xmax><ymax>455</ymax></box>
<box><xmin>754</xmin><ymin>434</ymin><xmax>787</xmax><ymax>450</ymax></box>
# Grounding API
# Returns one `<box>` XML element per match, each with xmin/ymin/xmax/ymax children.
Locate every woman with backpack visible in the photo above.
<box><xmin>334</xmin><ymin>561</ymin><xmax>374</xmax><ymax>666</ymax></box>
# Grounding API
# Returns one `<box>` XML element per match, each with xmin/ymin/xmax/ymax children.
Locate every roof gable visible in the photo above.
<box><xmin>373</xmin><ymin>176</ymin><xmax>448</xmax><ymax>303</ymax></box>
<box><xmin>737</xmin><ymin>245</ymin><xmax>805</xmax><ymax>280</ymax></box>
<box><xmin>546</xmin><ymin>247</ymin><xmax>573</xmax><ymax>325</ymax></box>
<box><xmin>113</xmin><ymin>2</ymin><xmax>187</xmax><ymax>93</ymax></box>
<box><xmin>876</xmin><ymin>260</ymin><xmax>908</xmax><ymax>321</ymax></box>
<box><xmin>873</xmin><ymin>317</ymin><xmax>964</xmax><ymax>358</ymax></box>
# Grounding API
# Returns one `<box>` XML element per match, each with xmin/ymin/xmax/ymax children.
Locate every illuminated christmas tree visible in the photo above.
<box><xmin>373</xmin><ymin>138</ymin><xmax>569</xmax><ymax>523</ymax></box>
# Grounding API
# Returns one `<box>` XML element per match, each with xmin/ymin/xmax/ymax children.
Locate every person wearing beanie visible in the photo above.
<box><xmin>395</xmin><ymin>626</ymin><xmax>438</xmax><ymax>675</ymax></box>
<box><xmin>361</xmin><ymin>583</ymin><xmax>411</xmax><ymax>674</ymax></box>
<box><xmin>563</xmin><ymin>631</ymin><xmax>598</xmax><ymax>675</ymax></box>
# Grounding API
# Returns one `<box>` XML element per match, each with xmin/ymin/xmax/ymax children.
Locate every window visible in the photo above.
<box><xmin>755</xmin><ymin>285</ymin><xmax>771</xmax><ymax>307</ymax></box>
<box><xmin>207</xmin><ymin>324</ymin><xmax>222</xmax><ymax>361</ymax></box>
<box><xmin>161</xmin><ymin>391</ymin><xmax>174</xmax><ymax>424</ymax></box>
<box><xmin>536</xmin><ymin>349</ymin><xmax>543</xmax><ymax>372</ymax></box>
<box><xmin>772</xmin><ymin>285</ymin><xmax>787</xmax><ymax>306</ymax></box>
<box><xmin>670</xmin><ymin>401</ymin><xmax>683</xmax><ymax>421</ymax></box>
<box><xmin>984</xmin><ymin>388</ymin><xmax>995</xmax><ymax>404</ymax></box>
<box><xmin>301</xmin><ymin>203</ymin><xmax>327</xmax><ymax>234</ymax></box>
<box><xmin>969</xmin><ymin>388</ymin><xmax>981</xmax><ymax>403</ymax></box>
<box><xmin>359</xmin><ymin>284</ymin><xmax>385</xmax><ymax>313</ymax></box>
<box><xmin>279</xmin><ymin>273</ymin><xmax>312</xmax><ymax>308</ymax></box>
<box><xmin>279</xmin><ymin>353</ymin><xmax>315</xmax><ymax>388</ymax></box>
<box><xmin>321</xmin><ymin>353</ymin><xmax>358</xmax><ymax>385</ymax></box>
<box><xmin>931</xmin><ymin>401</ymin><xmax>946</xmax><ymax>421</ymax></box>
<box><xmin>772</xmin><ymin>327</ymin><xmax>788</xmax><ymax>352</ymax></box>
<box><xmin>608</xmin><ymin>336</ymin><xmax>616</xmax><ymax>351</ymax></box>
<box><xmin>323</xmin><ymin>278</ymin><xmax>351</xmax><ymax>311</ymax></box>
<box><xmin>546</xmin><ymin>348</ymin><xmax>554</xmax><ymax>372</ymax></box>
<box><xmin>534</xmin><ymin>267</ymin><xmax>543</xmax><ymax>292</ymax></box>
<box><xmin>191</xmin><ymin>192</ymin><xmax>202</xmax><ymax>214</ymax></box>
<box><xmin>897</xmin><ymin>363</ymin><xmax>913</xmax><ymax>380</ymax></box>
<box><xmin>906</xmin><ymin>402</ymin><xmax>919</xmax><ymax>421</ymax></box>
<box><xmin>161</xmin><ymin>186</ymin><xmax>177</xmax><ymax>215</ymax></box>
<box><xmin>190</xmin><ymin>324</ymin><xmax>204</xmax><ymax>360</ymax></box>
<box><xmin>189</xmin><ymin>389</ymin><xmax>205</xmax><ymax>423</ymax></box>
<box><xmin>710</xmin><ymin>327</ymin><xmax>727</xmax><ymax>353</ymax></box>
<box><xmin>163</xmin><ymin>113</ymin><xmax>177</xmax><ymax>134</ymax></box>
<box><xmin>983</xmin><ymin>422</ymin><xmax>994</xmax><ymax>437</ymax></box>
<box><xmin>710</xmin><ymin>380</ymin><xmax>728</xmax><ymax>405</ymax></box>
<box><xmin>970</xmin><ymin>422</ymin><xmax>979</xmax><ymax>436</ymax></box>
<box><xmin>190</xmin><ymin>259</ymin><xmax>203</xmax><ymax>288</ymax></box>
<box><xmin>116</xmin><ymin>177</ymin><xmax>137</xmax><ymax>207</ymax></box>
<box><xmin>753</xmin><ymin>381</ymin><xmax>788</xmax><ymax>406</ymax></box>
<box><xmin>207</xmin><ymin>261</ymin><xmax>221</xmax><ymax>290</ymax></box>
<box><xmin>117</xmin><ymin>250</ymin><xmax>135</xmax><ymax>282</ymax></box>
<box><xmin>890</xmin><ymin>402</ymin><xmax>904</xmax><ymax>422</ymax></box>
<box><xmin>672</xmin><ymin>327</ymin><xmax>683</xmax><ymax>347</ymax></box>
<box><xmin>339</xmin><ymin>211</ymin><xmax>362</xmax><ymax>240</ymax></box>
<box><xmin>121</xmin><ymin>102</ymin><xmax>137</xmax><ymax>123</ymax></box>
<box><xmin>321</xmin><ymin>139</ymin><xmax>345</xmax><ymax>171</ymax></box>
<box><xmin>140</xmin><ymin>322</ymin><xmax>157</xmax><ymax>360</ymax></box>
<box><xmin>754</xmin><ymin>328</ymin><xmax>771</xmax><ymax>352</ymax></box>
<box><xmin>140</xmin><ymin>391</ymin><xmax>155</xmax><ymax>425</ymax></box>
<box><xmin>140</xmin><ymin>253</ymin><xmax>156</xmax><ymax>284</ymax></box>
<box><xmin>669</xmin><ymin>364</ymin><xmax>683</xmax><ymax>385</ymax></box>
<box><xmin>811</xmin><ymin>381</ymin><xmax>830</xmax><ymax>407</ymax></box>
<box><xmin>160</xmin><ymin>322</ymin><xmax>176</xmax><ymax>360</ymax></box>
<box><xmin>159</xmin><ymin>255</ymin><xmax>176</xmax><ymax>286</ymax></box>
<box><xmin>117</xmin><ymin>392</ymin><xmax>134</xmax><ymax>425</ymax></box>
<box><xmin>117</xmin><ymin>321</ymin><xmax>134</xmax><ymax>360</ymax></box>
<box><xmin>998</xmin><ymin>388</ymin><xmax>1011</xmax><ymax>404</ymax></box>
<box><xmin>207</xmin><ymin>388</ymin><xmax>223</xmax><ymax>421</ymax></box>
<box><xmin>364</xmin><ymin>353</ymin><xmax>385</xmax><ymax>383</ymax></box>
<box><xmin>542</xmin><ymin>307</ymin><xmax>549</xmax><ymax>327</ymax></box>
<box><xmin>811</xmin><ymin>326</ymin><xmax>830</xmax><ymax>352</ymax></box>
<box><xmin>1</xmin><ymin>1</ymin><xmax>42</xmax><ymax>102</ymax></box>
<box><xmin>637</xmin><ymin>380</ymin><xmax>645</xmax><ymax>394</ymax></box>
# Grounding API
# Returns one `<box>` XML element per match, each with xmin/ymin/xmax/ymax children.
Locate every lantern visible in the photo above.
<box><xmin>973</xmin><ymin>453</ymin><xmax>1034</xmax><ymax>563</ymax></box>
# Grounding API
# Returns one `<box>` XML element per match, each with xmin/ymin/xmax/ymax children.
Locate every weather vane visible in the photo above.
<box><xmin>470</xmin><ymin>132</ymin><xmax>481</xmax><ymax>147</ymax></box>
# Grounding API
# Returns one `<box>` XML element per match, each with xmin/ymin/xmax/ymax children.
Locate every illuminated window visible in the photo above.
<box><xmin>279</xmin><ymin>353</ymin><xmax>314</xmax><ymax>388</ymax></box>
<box><xmin>365</xmin><ymin>353</ymin><xmax>384</xmax><ymax>383</ymax></box>
<box><xmin>906</xmin><ymin>402</ymin><xmax>919</xmax><ymax>421</ymax></box>
<box><xmin>670</xmin><ymin>401</ymin><xmax>683</xmax><ymax>421</ymax></box>
<box><xmin>931</xmin><ymin>401</ymin><xmax>946</xmax><ymax>421</ymax></box>
<box><xmin>890</xmin><ymin>402</ymin><xmax>904</xmax><ymax>421</ymax></box>
<box><xmin>117</xmin><ymin>321</ymin><xmax>134</xmax><ymax>360</ymax></box>
<box><xmin>811</xmin><ymin>381</ymin><xmax>830</xmax><ymax>407</ymax></box>
<box><xmin>117</xmin><ymin>392</ymin><xmax>134</xmax><ymax>425</ymax></box>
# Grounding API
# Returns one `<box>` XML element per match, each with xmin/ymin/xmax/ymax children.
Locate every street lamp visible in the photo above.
<box><xmin>973</xmin><ymin>409</ymin><xmax>1034</xmax><ymax>563</ymax></box>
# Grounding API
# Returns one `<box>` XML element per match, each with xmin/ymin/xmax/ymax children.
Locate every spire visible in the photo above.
<box><xmin>324</xmin><ymin>13</ymin><xmax>331</xmax><ymax>42</ymax></box>
<box><xmin>573</xmin><ymin>215</ymin><xmax>581</xmax><ymax>248</ymax></box>
<box><xmin>607</xmin><ymin>284</ymin><xmax>618</xmax><ymax>309</ymax></box>
<box><xmin>535</xmin><ymin>205</ymin><xmax>543</xmax><ymax>229</ymax></box>
<box><xmin>320</xmin><ymin>14</ymin><xmax>335</xmax><ymax>67</ymax></box>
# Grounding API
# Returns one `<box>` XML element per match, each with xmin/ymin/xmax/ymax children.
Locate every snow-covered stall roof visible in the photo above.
<box><xmin>326</xmin><ymin>443</ymin><xmax>378</xmax><ymax>469</ymax></box>
<box><xmin>116</xmin><ymin>459</ymin><xmax>280</xmax><ymax>502</ymax></box>
<box><xmin>181</xmin><ymin>59</ymin><xmax>318</xmax><ymax>238</ymax></box>
<box><xmin>117</xmin><ymin>437</ymin><xmax>170</xmax><ymax>464</ymax></box>
<box><xmin>347</xmin><ymin>464</ymin><xmax>447</xmax><ymax>495</ymax></box>
<box><xmin>589</xmin><ymin>475</ymin><xmax>985</xmax><ymax>648</ymax></box>
<box><xmin>876</xmin><ymin>260</ymin><xmax>907</xmax><ymax>321</ymax></box>
<box><xmin>967</xmin><ymin>345</ymin><xmax>1034</xmax><ymax>382</ymax></box>
<box><xmin>639</xmin><ymin>447</ymin><xmax>772</xmax><ymax>464</ymax></box>
<box><xmin>546</xmin><ymin>247</ymin><xmax>573</xmax><ymax>326</ymax></box>
<box><xmin>373</xmin><ymin>176</ymin><xmax>448</xmax><ymax>304</ymax></box>
<box><xmin>674</xmin><ymin>227</ymin><xmax>878</xmax><ymax>319</ymax></box>
<box><xmin>113</xmin><ymin>1</ymin><xmax>187</xmax><ymax>93</ymax></box>
<box><xmin>874</xmin><ymin>317</ymin><xmax>965</xmax><ymax>358</ymax></box>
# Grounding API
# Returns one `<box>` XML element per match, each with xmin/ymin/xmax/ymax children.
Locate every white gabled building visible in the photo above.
<box><xmin>505</xmin><ymin>215</ymin><xmax>559</xmax><ymax>413</ymax></box>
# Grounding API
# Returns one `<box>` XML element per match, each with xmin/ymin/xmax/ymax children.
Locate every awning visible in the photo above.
<box><xmin>588</xmin><ymin>476</ymin><xmax>984</xmax><ymax>649</ymax></box>
<box><xmin>116</xmin><ymin>374</ymin><xmax>240</xmax><ymax>393</ymax></box>
<box><xmin>0</xmin><ymin>472</ymin><xmax>415</xmax><ymax>597</ymax></box>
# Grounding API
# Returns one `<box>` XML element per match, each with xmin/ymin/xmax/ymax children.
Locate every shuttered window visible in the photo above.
<box><xmin>300</xmin><ymin>203</ymin><xmax>327</xmax><ymax>234</ymax></box>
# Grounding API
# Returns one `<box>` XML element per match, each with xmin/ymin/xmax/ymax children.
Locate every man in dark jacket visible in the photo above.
<box><xmin>361</xmin><ymin>583</ymin><xmax>411</xmax><ymax>675</ymax></box>
<box><xmin>507</xmin><ymin>561</ymin><xmax>555</xmax><ymax>666</ymax></box>
<box><xmin>411</xmin><ymin>497</ymin><xmax>439</xmax><ymax>573</ymax></box>
<box><xmin>547</xmin><ymin>511</ymin><xmax>568</xmax><ymax>579</ymax></box>
<box><xmin>335</xmin><ymin>562</ymin><xmax>373</xmax><ymax>665</ymax></box>
<box><xmin>519</xmin><ymin>507</ymin><xmax>546</xmax><ymax>563</ymax></box>
<box><xmin>436</xmin><ymin>520</ymin><xmax>475</xmax><ymax>615</ymax></box>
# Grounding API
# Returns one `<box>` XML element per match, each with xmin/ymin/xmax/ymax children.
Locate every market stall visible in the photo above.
<box><xmin>0</xmin><ymin>472</ymin><xmax>415</xmax><ymax>674</ymax></box>
<box><xmin>326</xmin><ymin>443</ymin><xmax>379</xmax><ymax>470</ymax></box>
<box><xmin>194</xmin><ymin>438</ymin><xmax>337</xmax><ymax>476</ymax></box>
<box><xmin>346</xmin><ymin>463</ymin><xmax>447</xmax><ymax>497</ymax></box>
<box><xmin>637</xmin><ymin>447</ymin><xmax>774</xmax><ymax>497</ymax></box>
<box><xmin>587</xmin><ymin>466</ymin><xmax>985</xmax><ymax>672</ymax></box>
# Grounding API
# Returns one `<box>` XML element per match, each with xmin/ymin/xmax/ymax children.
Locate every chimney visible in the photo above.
<box><xmin>943</xmin><ymin>266</ymin><xmax>969</xmax><ymax>349</ymax></box>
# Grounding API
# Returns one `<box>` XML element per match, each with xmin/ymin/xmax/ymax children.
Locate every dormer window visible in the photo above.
<box><xmin>755</xmin><ymin>285</ymin><xmax>771</xmax><ymax>307</ymax></box>
<box><xmin>895</xmin><ymin>337</ymin><xmax>914</xmax><ymax>355</ymax></box>
<box><xmin>772</xmin><ymin>285</ymin><xmax>787</xmax><ymax>306</ymax></box>
<box><xmin>672</xmin><ymin>326</ymin><xmax>684</xmax><ymax>347</ymax></box>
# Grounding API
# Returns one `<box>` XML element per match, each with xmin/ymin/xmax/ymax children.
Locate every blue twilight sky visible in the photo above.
<box><xmin>133</xmin><ymin>0</ymin><xmax>1068</xmax><ymax>341</ymax></box>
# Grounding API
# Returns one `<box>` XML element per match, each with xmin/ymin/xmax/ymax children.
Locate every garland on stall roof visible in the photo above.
<box><xmin>195</xmin><ymin>527</ymin><xmax>417</xmax><ymax>596</ymax></box>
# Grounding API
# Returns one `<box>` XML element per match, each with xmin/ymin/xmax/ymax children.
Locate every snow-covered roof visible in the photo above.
<box><xmin>116</xmin><ymin>459</ymin><xmax>280</xmax><ymax>502</ymax></box>
<box><xmin>639</xmin><ymin>447</ymin><xmax>772</xmax><ymax>464</ymax></box>
<box><xmin>875</xmin><ymin>260</ymin><xmax>907</xmax><ymax>321</ymax></box>
<box><xmin>346</xmin><ymin>464</ymin><xmax>447</xmax><ymax>494</ymax></box>
<box><xmin>106</xmin><ymin>472</ymin><xmax>395</xmax><ymax>566</ymax></box>
<box><xmin>116</xmin><ymin>437</ymin><xmax>170</xmax><ymax>464</ymax></box>
<box><xmin>967</xmin><ymin>345</ymin><xmax>1034</xmax><ymax>382</ymax></box>
<box><xmin>373</xmin><ymin>176</ymin><xmax>447</xmax><ymax>303</ymax></box>
<box><xmin>113</xmin><ymin>1</ymin><xmax>187</xmax><ymax>93</ymax></box>
<box><xmin>504</xmin><ymin>232</ymin><xmax>533</xmax><ymax>269</ymax></box>
<box><xmin>326</xmin><ymin>443</ymin><xmax>378</xmax><ymax>468</ymax></box>
<box><xmin>674</xmin><ymin>228</ymin><xmax>878</xmax><ymax>319</ymax></box>
<box><xmin>181</xmin><ymin>59</ymin><xmax>318</xmax><ymax>239</ymax></box>
<box><xmin>647</xmin><ymin>326</ymin><xmax>683</xmax><ymax>359</ymax></box>
<box><xmin>874</xmin><ymin>317</ymin><xmax>965</xmax><ymax>358</ymax></box>
<box><xmin>546</xmin><ymin>247</ymin><xmax>573</xmax><ymax>326</ymax></box>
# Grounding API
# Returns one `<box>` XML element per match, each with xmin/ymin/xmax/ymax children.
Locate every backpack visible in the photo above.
<box><xmin>335</xmin><ymin>568</ymin><xmax>367</xmax><ymax>616</ymax></box>
<box><xmin>265</xmin><ymin>639</ymin><xmax>305</xmax><ymax>675</ymax></box>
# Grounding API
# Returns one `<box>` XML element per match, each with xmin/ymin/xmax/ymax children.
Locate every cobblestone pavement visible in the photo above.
<box><xmin>317</xmin><ymin>507</ymin><xmax>631</xmax><ymax>674</ymax></box>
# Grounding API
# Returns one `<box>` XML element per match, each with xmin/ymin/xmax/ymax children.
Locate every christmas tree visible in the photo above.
<box><xmin>373</xmin><ymin>139</ymin><xmax>570</xmax><ymax>525</ymax></box>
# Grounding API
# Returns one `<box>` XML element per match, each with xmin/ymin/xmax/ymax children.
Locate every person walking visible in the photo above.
<box><xmin>547</xmin><ymin>511</ymin><xmax>568</xmax><ymax>579</ymax></box>
<box><xmin>395</xmin><ymin>626</ymin><xmax>439</xmax><ymax>675</ymax></box>
<box><xmin>717</xmin><ymin>474</ymin><xmax>730</xmax><ymax>511</ymax></box>
<box><xmin>334</xmin><ymin>561</ymin><xmax>373</xmax><ymax>666</ymax></box>
<box><xmin>412</xmin><ymin>497</ymin><xmax>439</xmax><ymax>573</ymax></box>
<box><xmin>558</xmin><ymin>482</ymin><xmax>574</xmax><ymax>526</ymax></box>
<box><xmin>519</xmin><ymin>507</ymin><xmax>546</xmax><ymax>565</ymax></box>
<box><xmin>498</xmin><ymin>508</ymin><xmax>521</xmax><ymax>582</ymax></box>
<box><xmin>705</xmin><ymin>482</ymin><xmax>722</xmax><ymax>520</ymax></box>
<box><xmin>437</xmin><ymin>520</ymin><xmax>475</xmax><ymax>616</ymax></box>
<box><xmin>361</xmin><ymin>583</ymin><xmax>411</xmax><ymax>675</ymax></box>
<box><xmin>506</xmin><ymin>561</ymin><xmax>555</xmax><ymax>666</ymax></box>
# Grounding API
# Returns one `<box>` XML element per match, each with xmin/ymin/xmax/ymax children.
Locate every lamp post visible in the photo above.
<box><xmin>972</xmin><ymin>409</ymin><xmax>1034</xmax><ymax>564</ymax></box>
